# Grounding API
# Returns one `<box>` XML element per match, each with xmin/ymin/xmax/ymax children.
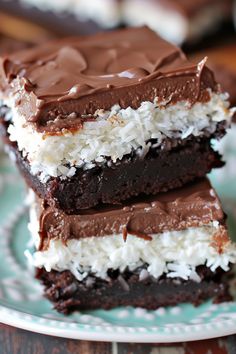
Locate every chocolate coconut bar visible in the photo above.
<box><xmin>0</xmin><ymin>27</ymin><xmax>233</xmax><ymax>212</ymax></box>
<box><xmin>26</xmin><ymin>178</ymin><xmax>236</xmax><ymax>313</ymax></box>
<box><xmin>123</xmin><ymin>0</ymin><xmax>233</xmax><ymax>45</ymax></box>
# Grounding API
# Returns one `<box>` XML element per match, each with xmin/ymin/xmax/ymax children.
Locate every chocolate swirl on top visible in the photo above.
<box><xmin>37</xmin><ymin>178</ymin><xmax>225</xmax><ymax>250</ymax></box>
<box><xmin>0</xmin><ymin>27</ymin><xmax>217</xmax><ymax>132</ymax></box>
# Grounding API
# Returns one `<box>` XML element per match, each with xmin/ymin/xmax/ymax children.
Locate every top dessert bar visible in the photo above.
<box><xmin>0</xmin><ymin>27</ymin><xmax>233</xmax><ymax>212</ymax></box>
<box><xmin>123</xmin><ymin>0</ymin><xmax>233</xmax><ymax>45</ymax></box>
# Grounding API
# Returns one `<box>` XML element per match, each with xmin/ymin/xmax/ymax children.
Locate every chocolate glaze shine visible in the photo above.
<box><xmin>0</xmin><ymin>27</ymin><xmax>217</xmax><ymax>132</ymax></box>
<box><xmin>37</xmin><ymin>178</ymin><xmax>225</xmax><ymax>250</ymax></box>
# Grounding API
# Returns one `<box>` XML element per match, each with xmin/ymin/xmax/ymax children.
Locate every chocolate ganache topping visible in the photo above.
<box><xmin>37</xmin><ymin>179</ymin><xmax>225</xmax><ymax>250</ymax></box>
<box><xmin>0</xmin><ymin>27</ymin><xmax>217</xmax><ymax>132</ymax></box>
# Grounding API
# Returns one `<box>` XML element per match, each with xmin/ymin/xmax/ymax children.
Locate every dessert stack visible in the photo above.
<box><xmin>0</xmin><ymin>26</ymin><xmax>236</xmax><ymax>313</ymax></box>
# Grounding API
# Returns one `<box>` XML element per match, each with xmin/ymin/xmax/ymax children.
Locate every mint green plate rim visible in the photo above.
<box><xmin>0</xmin><ymin>305</ymin><xmax>236</xmax><ymax>342</ymax></box>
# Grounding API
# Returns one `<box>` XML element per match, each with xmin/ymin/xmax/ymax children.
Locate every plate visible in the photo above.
<box><xmin>0</xmin><ymin>148</ymin><xmax>236</xmax><ymax>343</ymax></box>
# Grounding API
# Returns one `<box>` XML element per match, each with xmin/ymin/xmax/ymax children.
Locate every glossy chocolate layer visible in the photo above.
<box><xmin>36</xmin><ymin>178</ymin><xmax>225</xmax><ymax>249</ymax></box>
<box><xmin>0</xmin><ymin>27</ymin><xmax>217</xmax><ymax>132</ymax></box>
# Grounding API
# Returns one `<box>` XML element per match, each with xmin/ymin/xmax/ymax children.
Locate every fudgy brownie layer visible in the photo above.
<box><xmin>14</xmin><ymin>136</ymin><xmax>223</xmax><ymax>213</ymax></box>
<box><xmin>36</xmin><ymin>266</ymin><xmax>232</xmax><ymax>314</ymax></box>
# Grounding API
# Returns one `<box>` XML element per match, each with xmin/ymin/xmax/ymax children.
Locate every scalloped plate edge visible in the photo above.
<box><xmin>0</xmin><ymin>305</ymin><xmax>236</xmax><ymax>342</ymax></box>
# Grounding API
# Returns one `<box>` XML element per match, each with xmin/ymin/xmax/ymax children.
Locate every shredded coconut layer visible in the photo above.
<box><xmin>25</xmin><ymin>206</ymin><xmax>236</xmax><ymax>282</ymax></box>
<box><xmin>6</xmin><ymin>92</ymin><xmax>231</xmax><ymax>182</ymax></box>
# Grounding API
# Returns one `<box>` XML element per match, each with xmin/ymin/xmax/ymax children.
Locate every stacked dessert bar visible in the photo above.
<box><xmin>0</xmin><ymin>27</ymin><xmax>236</xmax><ymax>313</ymax></box>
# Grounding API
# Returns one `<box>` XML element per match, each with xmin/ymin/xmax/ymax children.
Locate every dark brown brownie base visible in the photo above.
<box><xmin>14</xmin><ymin>136</ymin><xmax>223</xmax><ymax>213</ymax></box>
<box><xmin>36</xmin><ymin>266</ymin><xmax>232</xmax><ymax>314</ymax></box>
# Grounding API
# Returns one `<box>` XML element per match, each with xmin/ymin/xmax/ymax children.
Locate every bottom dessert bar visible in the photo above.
<box><xmin>36</xmin><ymin>266</ymin><xmax>232</xmax><ymax>314</ymax></box>
<box><xmin>26</xmin><ymin>178</ymin><xmax>236</xmax><ymax>313</ymax></box>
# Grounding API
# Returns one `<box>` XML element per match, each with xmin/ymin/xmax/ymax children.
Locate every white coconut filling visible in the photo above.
<box><xmin>25</xmin><ymin>206</ymin><xmax>236</xmax><ymax>283</ymax></box>
<box><xmin>5</xmin><ymin>92</ymin><xmax>231</xmax><ymax>182</ymax></box>
<box><xmin>123</xmin><ymin>1</ymin><xmax>230</xmax><ymax>45</ymax></box>
<box><xmin>20</xmin><ymin>0</ymin><xmax>121</xmax><ymax>27</ymax></box>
